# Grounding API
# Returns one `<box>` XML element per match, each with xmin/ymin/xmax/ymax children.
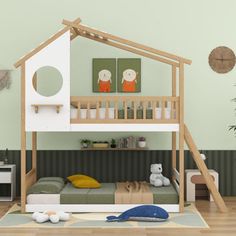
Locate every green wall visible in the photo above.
<box><xmin>0</xmin><ymin>0</ymin><xmax>236</xmax><ymax>150</ymax></box>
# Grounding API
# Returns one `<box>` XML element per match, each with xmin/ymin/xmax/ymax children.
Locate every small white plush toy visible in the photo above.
<box><xmin>32</xmin><ymin>211</ymin><xmax>70</xmax><ymax>224</ymax></box>
<box><xmin>150</xmin><ymin>164</ymin><xmax>170</xmax><ymax>187</ymax></box>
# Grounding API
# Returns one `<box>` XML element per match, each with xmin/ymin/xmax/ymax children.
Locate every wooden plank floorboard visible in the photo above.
<box><xmin>0</xmin><ymin>197</ymin><xmax>235</xmax><ymax>236</ymax></box>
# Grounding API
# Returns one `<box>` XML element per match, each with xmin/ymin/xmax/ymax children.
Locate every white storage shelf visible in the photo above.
<box><xmin>0</xmin><ymin>165</ymin><xmax>16</xmax><ymax>201</ymax></box>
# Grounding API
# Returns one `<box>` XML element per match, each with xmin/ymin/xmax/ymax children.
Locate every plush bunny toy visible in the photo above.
<box><xmin>32</xmin><ymin>211</ymin><xmax>70</xmax><ymax>224</ymax></box>
<box><xmin>150</xmin><ymin>164</ymin><xmax>170</xmax><ymax>187</ymax></box>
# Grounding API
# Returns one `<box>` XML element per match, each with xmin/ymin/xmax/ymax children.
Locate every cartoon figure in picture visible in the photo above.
<box><xmin>121</xmin><ymin>69</ymin><xmax>138</xmax><ymax>92</ymax></box>
<box><xmin>97</xmin><ymin>69</ymin><xmax>112</xmax><ymax>92</ymax></box>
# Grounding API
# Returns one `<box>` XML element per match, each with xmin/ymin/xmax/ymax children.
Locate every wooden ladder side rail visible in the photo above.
<box><xmin>184</xmin><ymin>125</ymin><xmax>228</xmax><ymax>213</ymax></box>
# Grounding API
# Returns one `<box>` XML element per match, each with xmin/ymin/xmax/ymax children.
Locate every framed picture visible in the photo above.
<box><xmin>117</xmin><ymin>58</ymin><xmax>141</xmax><ymax>93</ymax></box>
<box><xmin>92</xmin><ymin>58</ymin><xmax>116</xmax><ymax>93</ymax></box>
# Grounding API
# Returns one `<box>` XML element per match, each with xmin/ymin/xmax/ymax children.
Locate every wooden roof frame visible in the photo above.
<box><xmin>15</xmin><ymin>17</ymin><xmax>191</xmax><ymax>68</ymax></box>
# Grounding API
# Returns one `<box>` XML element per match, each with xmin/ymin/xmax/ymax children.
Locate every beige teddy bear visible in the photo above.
<box><xmin>150</xmin><ymin>164</ymin><xmax>170</xmax><ymax>187</ymax></box>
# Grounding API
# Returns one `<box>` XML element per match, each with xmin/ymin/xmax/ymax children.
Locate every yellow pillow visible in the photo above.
<box><xmin>67</xmin><ymin>174</ymin><xmax>101</xmax><ymax>188</ymax></box>
<box><xmin>67</xmin><ymin>174</ymin><xmax>87</xmax><ymax>182</ymax></box>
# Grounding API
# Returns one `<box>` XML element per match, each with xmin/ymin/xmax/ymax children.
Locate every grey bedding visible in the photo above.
<box><xmin>60</xmin><ymin>183</ymin><xmax>115</xmax><ymax>204</ymax></box>
<box><xmin>150</xmin><ymin>185</ymin><xmax>179</xmax><ymax>204</ymax></box>
<box><xmin>28</xmin><ymin>179</ymin><xmax>178</xmax><ymax>204</ymax></box>
<box><xmin>27</xmin><ymin>177</ymin><xmax>65</xmax><ymax>195</ymax></box>
<box><xmin>60</xmin><ymin>183</ymin><xmax>178</xmax><ymax>204</ymax></box>
<box><xmin>38</xmin><ymin>177</ymin><xmax>65</xmax><ymax>185</ymax></box>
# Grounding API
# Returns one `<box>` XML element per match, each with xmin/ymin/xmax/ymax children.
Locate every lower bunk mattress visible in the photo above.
<box><xmin>27</xmin><ymin>183</ymin><xmax>178</xmax><ymax>205</ymax></box>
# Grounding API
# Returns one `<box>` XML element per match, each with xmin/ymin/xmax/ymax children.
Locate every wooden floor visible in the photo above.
<box><xmin>0</xmin><ymin>197</ymin><xmax>235</xmax><ymax>236</ymax></box>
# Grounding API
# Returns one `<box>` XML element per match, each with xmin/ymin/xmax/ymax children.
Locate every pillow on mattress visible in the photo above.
<box><xmin>27</xmin><ymin>181</ymin><xmax>64</xmax><ymax>195</ymax></box>
<box><xmin>67</xmin><ymin>174</ymin><xmax>101</xmax><ymax>188</ymax></box>
<box><xmin>38</xmin><ymin>177</ymin><xmax>65</xmax><ymax>185</ymax></box>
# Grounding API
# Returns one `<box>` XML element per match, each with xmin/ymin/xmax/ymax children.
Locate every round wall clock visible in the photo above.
<box><xmin>208</xmin><ymin>46</ymin><xmax>236</xmax><ymax>74</ymax></box>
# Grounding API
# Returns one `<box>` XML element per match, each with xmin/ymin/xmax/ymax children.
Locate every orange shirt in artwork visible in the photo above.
<box><xmin>122</xmin><ymin>69</ymin><xmax>138</xmax><ymax>92</ymax></box>
<box><xmin>98</xmin><ymin>69</ymin><xmax>112</xmax><ymax>92</ymax></box>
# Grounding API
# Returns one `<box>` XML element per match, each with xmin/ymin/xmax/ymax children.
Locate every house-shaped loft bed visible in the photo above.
<box><xmin>15</xmin><ymin>17</ymin><xmax>227</xmax><ymax>213</ymax></box>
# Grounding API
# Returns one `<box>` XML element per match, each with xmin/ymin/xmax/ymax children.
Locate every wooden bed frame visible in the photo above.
<box><xmin>14</xmin><ymin>17</ymin><xmax>227</xmax><ymax>213</ymax></box>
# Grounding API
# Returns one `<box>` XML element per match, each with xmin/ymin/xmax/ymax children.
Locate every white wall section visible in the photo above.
<box><xmin>25</xmin><ymin>31</ymin><xmax>70</xmax><ymax>131</ymax></box>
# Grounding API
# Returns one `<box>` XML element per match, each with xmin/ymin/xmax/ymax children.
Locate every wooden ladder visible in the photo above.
<box><xmin>184</xmin><ymin>124</ymin><xmax>228</xmax><ymax>213</ymax></box>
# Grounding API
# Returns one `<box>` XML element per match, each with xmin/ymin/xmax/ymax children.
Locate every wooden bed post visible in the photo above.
<box><xmin>179</xmin><ymin>62</ymin><xmax>185</xmax><ymax>212</ymax></box>
<box><xmin>21</xmin><ymin>63</ymin><xmax>26</xmax><ymax>213</ymax></box>
<box><xmin>32</xmin><ymin>132</ymin><xmax>37</xmax><ymax>183</ymax></box>
<box><xmin>32</xmin><ymin>73</ymin><xmax>37</xmax><ymax>183</ymax></box>
<box><xmin>172</xmin><ymin>65</ymin><xmax>177</xmax><ymax>181</ymax></box>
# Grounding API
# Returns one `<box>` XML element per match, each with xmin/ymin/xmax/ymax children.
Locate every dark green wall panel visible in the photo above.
<box><xmin>1</xmin><ymin>150</ymin><xmax>235</xmax><ymax>197</ymax></box>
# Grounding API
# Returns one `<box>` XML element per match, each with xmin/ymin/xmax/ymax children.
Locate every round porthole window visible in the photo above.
<box><xmin>32</xmin><ymin>66</ymin><xmax>63</xmax><ymax>97</ymax></box>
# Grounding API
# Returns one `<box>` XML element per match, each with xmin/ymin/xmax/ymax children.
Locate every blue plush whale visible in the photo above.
<box><xmin>106</xmin><ymin>205</ymin><xmax>169</xmax><ymax>222</ymax></box>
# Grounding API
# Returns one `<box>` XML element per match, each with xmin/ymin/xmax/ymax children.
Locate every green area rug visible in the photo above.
<box><xmin>0</xmin><ymin>204</ymin><xmax>208</xmax><ymax>228</ymax></box>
